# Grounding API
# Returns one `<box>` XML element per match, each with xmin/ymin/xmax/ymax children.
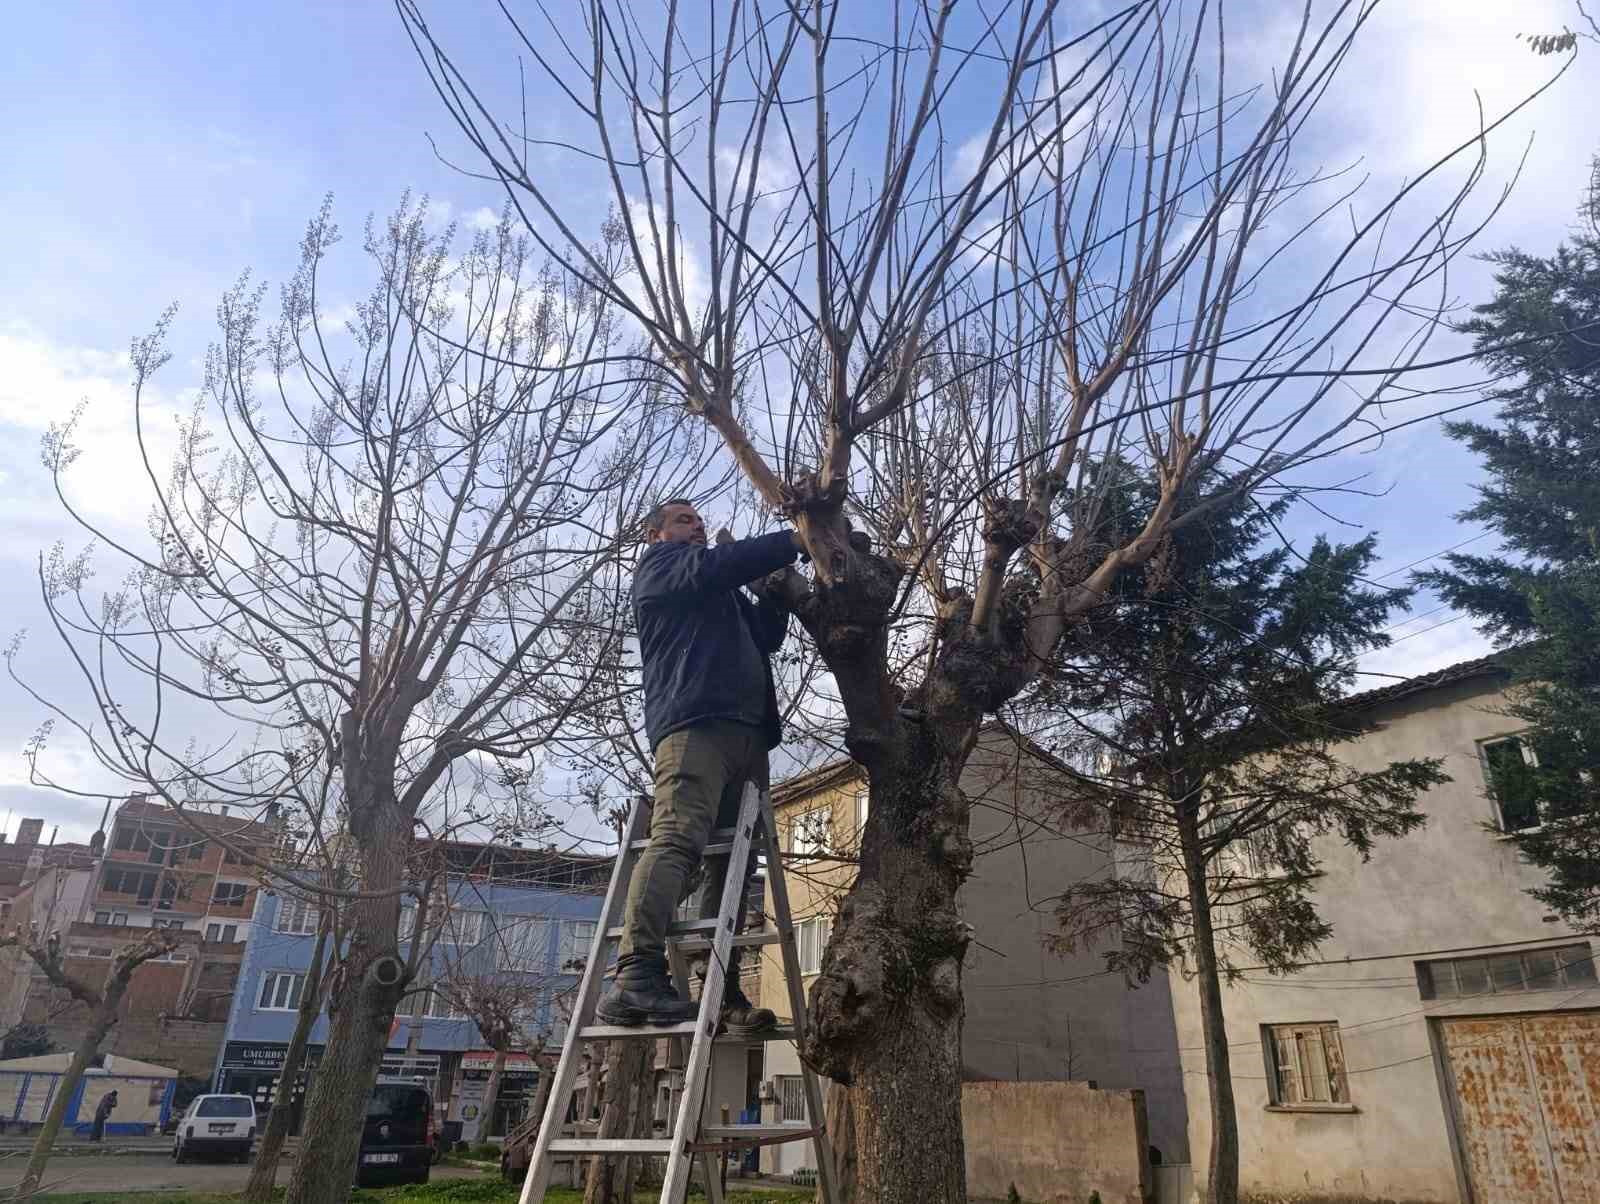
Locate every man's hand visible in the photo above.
<box><xmin>714</xmin><ymin>527</ymin><xmax>736</xmax><ymax>546</ymax></box>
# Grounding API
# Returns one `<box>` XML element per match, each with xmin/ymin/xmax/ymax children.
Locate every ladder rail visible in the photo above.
<box><xmin>519</xmin><ymin>785</ymin><xmax>839</xmax><ymax>1204</ymax></box>
<box><xmin>758</xmin><ymin>790</ymin><xmax>842</xmax><ymax>1204</ymax></box>
<box><xmin>657</xmin><ymin>783</ymin><xmax>761</xmax><ymax>1200</ymax></box>
<box><xmin>516</xmin><ymin>799</ymin><xmax>650</xmax><ymax>1204</ymax></box>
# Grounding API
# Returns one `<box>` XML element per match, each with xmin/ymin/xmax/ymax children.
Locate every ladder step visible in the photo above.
<box><xmin>578</xmin><ymin>1023</ymin><xmax>798</xmax><ymax>1042</ymax></box>
<box><xmin>628</xmin><ymin>827</ymin><xmax>741</xmax><ymax>853</ymax></box>
<box><xmin>548</xmin><ymin>1138</ymin><xmax>675</xmax><ymax>1155</ymax></box>
<box><xmin>604</xmin><ymin>917</ymin><xmax>723</xmax><ymax>939</ymax></box>
<box><xmin>698</xmin><ymin>1124</ymin><xmax>818</xmax><ymax>1140</ymax></box>
<box><xmin>674</xmin><ymin>930</ymin><xmax>784</xmax><ymax>953</ymax></box>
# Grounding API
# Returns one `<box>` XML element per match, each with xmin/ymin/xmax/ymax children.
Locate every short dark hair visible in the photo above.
<box><xmin>644</xmin><ymin>498</ymin><xmax>696</xmax><ymax>538</ymax></box>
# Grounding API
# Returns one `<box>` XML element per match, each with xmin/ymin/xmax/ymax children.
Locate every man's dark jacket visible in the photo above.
<box><xmin>633</xmin><ymin>531</ymin><xmax>798</xmax><ymax>752</ymax></box>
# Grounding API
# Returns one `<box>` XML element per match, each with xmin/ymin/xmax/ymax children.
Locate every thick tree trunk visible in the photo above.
<box><xmin>1181</xmin><ymin>819</ymin><xmax>1238</xmax><ymax>1204</ymax></box>
<box><xmin>245</xmin><ymin>920</ymin><xmax>330</xmax><ymax>1203</ymax></box>
<box><xmin>804</xmin><ymin>728</ymin><xmax>973</xmax><ymax>1204</ymax></box>
<box><xmin>478</xmin><ymin>1046</ymin><xmax>508</xmax><ymax>1144</ymax></box>
<box><xmin>285</xmin><ymin>801</ymin><xmax>409</xmax><ymax>1204</ymax></box>
<box><xmin>16</xmin><ymin>994</ymin><xmax>122</xmax><ymax>1196</ymax></box>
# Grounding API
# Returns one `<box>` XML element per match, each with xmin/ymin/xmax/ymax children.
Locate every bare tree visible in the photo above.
<box><xmin>8</xmin><ymin>196</ymin><xmax>708</xmax><ymax>1204</ymax></box>
<box><xmin>0</xmin><ymin>927</ymin><xmax>179</xmax><ymax>1198</ymax></box>
<box><xmin>397</xmin><ymin>2</ymin><xmax>1563</xmax><ymax>1196</ymax></box>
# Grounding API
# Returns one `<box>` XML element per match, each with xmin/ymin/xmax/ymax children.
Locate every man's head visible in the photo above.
<box><xmin>645</xmin><ymin>498</ymin><xmax>706</xmax><ymax>546</ymax></box>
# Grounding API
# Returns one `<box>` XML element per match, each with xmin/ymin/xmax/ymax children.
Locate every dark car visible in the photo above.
<box><xmin>356</xmin><ymin>1083</ymin><xmax>433</xmax><ymax>1187</ymax></box>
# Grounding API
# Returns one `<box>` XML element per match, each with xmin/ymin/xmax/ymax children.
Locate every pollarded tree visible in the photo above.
<box><xmin>1034</xmin><ymin>477</ymin><xmax>1447</xmax><ymax>1204</ymax></box>
<box><xmin>0</xmin><ymin>926</ymin><xmax>180</xmax><ymax>1197</ymax></box>
<box><xmin>400</xmin><ymin>3</ymin><xmax>1556</xmax><ymax>1196</ymax></box>
<box><xmin>1422</xmin><ymin>164</ymin><xmax>1600</xmax><ymax>923</ymax></box>
<box><xmin>7</xmin><ymin>198</ymin><xmax>715</xmax><ymax>1204</ymax></box>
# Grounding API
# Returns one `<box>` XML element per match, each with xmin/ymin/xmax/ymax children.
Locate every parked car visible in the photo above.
<box><xmin>171</xmin><ymin>1094</ymin><xmax>256</xmax><ymax>1163</ymax></box>
<box><xmin>356</xmin><ymin>1082</ymin><xmax>434</xmax><ymax>1187</ymax></box>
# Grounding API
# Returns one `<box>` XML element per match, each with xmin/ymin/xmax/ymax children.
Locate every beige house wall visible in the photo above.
<box><xmin>1171</xmin><ymin>674</ymin><xmax>1600</xmax><ymax>1203</ymax></box>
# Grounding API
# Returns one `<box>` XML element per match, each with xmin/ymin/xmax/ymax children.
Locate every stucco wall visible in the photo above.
<box><xmin>1171</xmin><ymin>676</ymin><xmax>1600</xmax><ymax>1203</ymax></box>
<box><xmin>963</xmin><ymin>1080</ymin><xmax>1151</xmax><ymax>1204</ymax></box>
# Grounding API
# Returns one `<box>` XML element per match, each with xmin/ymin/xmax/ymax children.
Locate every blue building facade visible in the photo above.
<box><xmin>214</xmin><ymin>852</ymin><xmax>606</xmax><ymax>1140</ymax></box>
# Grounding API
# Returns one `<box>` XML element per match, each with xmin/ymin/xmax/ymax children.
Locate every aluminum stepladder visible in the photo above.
<box><xmin>517</xmin><ymin>782</ymin><xmax>839</xmax><ymax>1204</ymax></box>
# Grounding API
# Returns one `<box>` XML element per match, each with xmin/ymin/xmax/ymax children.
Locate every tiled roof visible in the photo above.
<box><xmin>1338</xmin><ymin>652</ymin><xmax>1509</xmax><ymax>712</ymax></box>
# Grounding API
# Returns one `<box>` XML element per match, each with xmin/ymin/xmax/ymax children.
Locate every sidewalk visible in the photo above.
<box><xmin>0</xmin><ymin>1136</ymin><xmax>299</xmax><ymax>1158</ymax></box>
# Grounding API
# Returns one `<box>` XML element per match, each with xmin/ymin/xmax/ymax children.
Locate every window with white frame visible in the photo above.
<box><xmin>446</xmin><ymin>909</ymin><xmax>487</xmax><ymax>946</ymax></box>
<box><xmin>496</xmin><ymin>915</ymin><xmax>553</xmax><ymax>972</ymax></box>
<box><xmin>796</xmin><ymin>914</ymin><xmax>832</xmax><ymax>976</ymax></box>
<box><xmin>790</xmin><ymin>808</ymin><xmax>832</xmax><ymax>857</ymax></box>
<box><xmin>1265</xmin><ymin>1022</ymin><xmax>1350</xmax><ymax>1108</ymax></box>
<box><xmin>559</xmin><ymin>920</ymin><xmax>598</xmax><ymax>970</ymax></box>
<box><xmin>1481</xmin><ymin>734</ymin><xmax>1542</xmax><ymax>832</ymax></box>
<box><xmin>274</xmin><ymin>896</ymin><xmax>320</xmax><ymax>936</ymax></box>
<box><xmin>258</xmin><ymin>971</ymin><xmax>306</xmax><ymax>1011</ymax></box>
<box><xmin>93</xmin><ymin>911</ymin><xmax>129</xmax><ymax>927</ymax></box>
<box><xmin>854</xmin><ymin>788</ymin><xmax>869</xmax><ymax>833</ymax></box>
<box><xmin>206</xmin><ymin>922</ymin><xmax>239</xmax><ymax>944</ymax></box>
<box><xmin>775</xmin><ymin>1075</ymin><xmax>807</xmax><ymax>1123</ymax></box>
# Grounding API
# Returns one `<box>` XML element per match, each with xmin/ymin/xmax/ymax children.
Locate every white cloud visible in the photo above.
<box><xmin>468</xmin><ymin>206</ymin><xmax>500</xmax><ymax>231</ymax></box>
<box><xmin>0</xmin><ymin>322</ymin><xmax>185</xmax><ymax>530</ymax></box>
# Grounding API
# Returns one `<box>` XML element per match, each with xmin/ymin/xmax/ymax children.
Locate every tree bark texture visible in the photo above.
<box><xmin>1182</xmin><ymin>816</ymin><xmax>1239</xmax><ymax>1204</ymax></box>
<box><xmin>818</xmin><ymin>1082</ymin><xmax>857</xmax><ymax>1204</ymax></box>
<box><xmin>802</xmin><ymin>717</ymin><xmax>974</xmax><ymax>1204</ymax></box>
<box><xmin>245</xmin><ymin>919</ymin><xmax>330</xmax><ymax>1203</ymax></box>
<box><xmin>285</xmin><ymin>801</ymin><xmax>409</xmax><ymax>1204</ymax></box>
<box><xmin>584</xmin><ymin>1038</ymin><xmax>653</xmax><ymax>1204</ymax></box>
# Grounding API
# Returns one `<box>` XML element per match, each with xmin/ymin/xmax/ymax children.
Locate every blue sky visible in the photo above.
<box><xmin>2</xmin><ymin>1</ymin><xmax>1596</xmax><ymax>843</ymax></box>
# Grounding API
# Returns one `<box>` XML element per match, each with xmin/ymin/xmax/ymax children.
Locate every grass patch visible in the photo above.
<box><xmin>32</xmin><ymin>1177</ymin><xmax>813</xmax><ymax>1203</ymax></box>
<box><xmin>349</xmin><ymin>1182</ymin><xmax>812</xmax><ymax>1203</ymax></box>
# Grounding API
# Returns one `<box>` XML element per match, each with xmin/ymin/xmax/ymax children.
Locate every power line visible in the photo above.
<box><xmin>1370</xmin><ymin>532</ymin><xmax>1491</xmax><ymax>582</ymax></box>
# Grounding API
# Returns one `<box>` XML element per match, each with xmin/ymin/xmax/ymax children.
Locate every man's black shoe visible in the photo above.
<box><xmin>718</xmin><ymin>986</ymin><xmax>777</xmax><ymax>1036</ymax></box>
<box><xmin>597</xmin><ymin>961</ymin><xmax>697</xmax><ymax>1026</ymax></box>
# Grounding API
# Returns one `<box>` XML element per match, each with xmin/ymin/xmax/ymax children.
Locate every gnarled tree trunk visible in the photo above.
<box><xmin>285</xmin><ymin>800</ymin><xmax>409</xmax><ymax>1204</ymax></box>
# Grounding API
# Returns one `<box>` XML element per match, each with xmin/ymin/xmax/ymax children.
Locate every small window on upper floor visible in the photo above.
<box><xmin>1417</xmin><ymin>943</ymin><xmax>1596</xmax><ymax>999</ymax></box>
<box><xmin>1264</xmin><ymin>1022</ymin><xmax>1351</xmax><ymax>1110</ymax></box>
<box><xmin>1481</xmin><ymin>734</ymin><xmax>1542</xmax><ymax>832</ymax></box>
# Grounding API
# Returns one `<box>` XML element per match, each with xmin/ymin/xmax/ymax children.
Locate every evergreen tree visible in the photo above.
<box><xmin>1036</xmin><ymin>478</ymin><xmax>1447</xmax><ymax>1204</ymax></box>
<box><xmin>1421</xmin><ymin>175</ymin><xmax>1600</xmax><ymax>922</ymax></box>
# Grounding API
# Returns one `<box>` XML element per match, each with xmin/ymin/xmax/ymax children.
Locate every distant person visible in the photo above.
<box><xmin>90</xmin><ymin>1089</ymin><xmax>118</xmax><ymax>1141</ymax></box>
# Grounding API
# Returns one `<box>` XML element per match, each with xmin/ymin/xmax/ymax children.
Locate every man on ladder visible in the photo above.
<box><xmin>598</xmin><ymin>498</ymin><xmax>804</xmax><ymax>1033</ymax></box>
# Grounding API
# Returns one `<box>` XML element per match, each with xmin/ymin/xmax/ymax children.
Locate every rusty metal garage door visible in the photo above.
<box><xmin>1439</xmin><ymin>1011</ymin><xmax>1600</xmax><ymax>1203</ymax></box>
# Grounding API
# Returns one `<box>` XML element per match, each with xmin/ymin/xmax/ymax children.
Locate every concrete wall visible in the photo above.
<box><xmin>963</xmin><ymin>1080</ymin><xmax>1150</xmax><ymax>1204</ymax></box>
<box><xmin>1171</xmin><ymin>676</ymin><xmax>1600</xmax><ymax>1203</ymax></box>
